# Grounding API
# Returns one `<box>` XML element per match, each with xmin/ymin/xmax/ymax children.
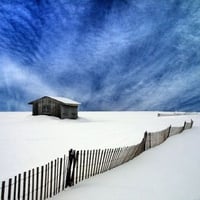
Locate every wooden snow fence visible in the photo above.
<box><xmin>0</xmin><ymin>156</ymin><xmax>68</xmax><ymax>200</ymax></box>
<box><xmin>0</xmin><ymin>120</ymin><xmax>193</xmax><ymax>200</ymax></box>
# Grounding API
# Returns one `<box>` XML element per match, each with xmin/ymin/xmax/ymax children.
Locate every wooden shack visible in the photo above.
<box><xmin>28</xmin><ymin>96</ymin><xmax>80</xmax><ymax>119</ymax></box>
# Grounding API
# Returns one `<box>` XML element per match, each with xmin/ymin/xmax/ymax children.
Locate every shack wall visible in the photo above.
<box><xmin>60</xmin><ymin>105</ymin><xmax>78</xmax><ymax>119</ymax></box>
<box><xmin>37</xmin><ymin>97</ymin><xmax>60</xmax><ymax>117</ymax></box>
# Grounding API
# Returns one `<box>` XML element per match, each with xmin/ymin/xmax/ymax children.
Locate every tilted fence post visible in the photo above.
<box><xmin>65</xmin><ymin>149</ymin><xmax>77</xmax><ymax>187</ymax></box>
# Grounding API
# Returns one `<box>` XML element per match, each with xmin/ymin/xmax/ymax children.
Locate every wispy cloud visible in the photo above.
<box><xmin>0</xmin><ymin>0</ymin><xmax>199</xmax><ymax>111</ymax></box>
<box><xmin>0</xmin><ymin>56</ymin><xmax>57</xmax><ymax>110</ymax></box>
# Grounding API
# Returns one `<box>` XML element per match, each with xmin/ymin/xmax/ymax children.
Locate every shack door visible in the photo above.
<box><xmin>33</xmin><ymin>103</ymin><xmax>38</xmax><ymax>115</ymax></box>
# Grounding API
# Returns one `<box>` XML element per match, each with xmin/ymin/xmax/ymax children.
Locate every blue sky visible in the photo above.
<box><xmin>0</xmin><ymin>0</ymin><xmax>200</xmax><ymax>111</ymax></box>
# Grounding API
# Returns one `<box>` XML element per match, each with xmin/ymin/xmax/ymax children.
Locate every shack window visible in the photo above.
<box><xmin>42</xmin><ymin>105</ymin><xmax>51</xmax><ymax>113</ymax></box>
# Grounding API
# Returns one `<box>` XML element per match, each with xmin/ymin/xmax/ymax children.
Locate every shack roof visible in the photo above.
<box><xmin>28</xmin><ymin>96</ymin><xmax>81</xmax><ymax>106</ymax></box>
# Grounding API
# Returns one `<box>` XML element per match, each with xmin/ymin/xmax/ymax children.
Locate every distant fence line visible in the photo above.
<box><xmin>157</xmin><ymin>112</ymin><xmax>198</xmax><ymax>117</ymax></box>
<box><xmin>0</xmin><ymin>120</ymin><xmax>193</xmax><ymax>200</ymax></box>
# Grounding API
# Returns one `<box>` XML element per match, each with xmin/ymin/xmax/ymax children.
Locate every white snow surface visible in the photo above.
<box><xmin>0</xmin><ymin>111</ymin><xmax>200</xmax><ymax>200</ymax></box>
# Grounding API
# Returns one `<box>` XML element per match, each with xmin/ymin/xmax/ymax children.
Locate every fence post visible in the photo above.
<box><xmin>183</xmin><ymin>121</ymin><xmax>186</xmax><ymax>131</ymax></box>
<box><xmin>143</xmin><ymin>131</ymin><xmax>147</xmax><ymax>151</ymax></box>
<box><xmin>65</xmin><ymin>149</ymin><xmax>76</xmax><ymax>187</ymax></box>
<box><xmin>168</xmin><ymin>125</ymin><xmax>171</xmax><ymax>138</ymax></box>
<box><xmin>191</xmin><ymin>119</ymin><xmax>193</xmax><ymax>128</ymax></box>
<box><xmin>144</xmin><ymin>131</ymin><xmax>152</xmax><ymax>150</ymax></box>
<box><xmin>71</xmin><ymin>151</ymin><xmax>78</xmax><ymax>186</ymax></box>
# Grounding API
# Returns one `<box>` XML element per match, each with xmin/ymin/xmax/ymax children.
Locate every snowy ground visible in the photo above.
<box><xmin>0</xmin><ymin>111</ymin><xmax>199</xmax><ymax>199</ymax></box>
<box><xmin>53</xmin><ymin>126</ymin><xmax>200</xmax><ymax>200</ymax></box>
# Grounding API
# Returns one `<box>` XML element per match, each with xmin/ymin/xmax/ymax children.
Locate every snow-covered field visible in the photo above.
<box><xmin>0</xmin><ymin>111</ymin><xmax>199</xmax><ymax>200</ymax></box>
<box><xmin>54</xmin><ymin>125</ymin><xmax>200</xmax><ymax>200</ymax></box>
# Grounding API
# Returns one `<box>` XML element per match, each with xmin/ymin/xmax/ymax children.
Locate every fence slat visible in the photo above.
<box><xmin>36</xmin><ymin>167</ymin><xmax>39</xmax><ymax>200</ymax></box>
<box><xmin>92</xmin><ymin>150</ymin><xmax>97</xmax><ymax>176</ymax></box>
<box><xmin>53</xmin><ymin>160</ymin><xmax>57</xmax><ymax>195</ymax></box>
<box><xmin>7</xmin><ymin>179</ymin><xmax>12</xmax><ymax>200</ymax></box>
<box><xmin>87</xmin><ymin>150</ymin><xmax>92</xmax><ymax>178</ymax></box>
<box><xmin>58</xmin><ymin>158</ymin><xmax>62</xmax><ymax>192</ymax></box>
<box><xmin>14</xmin><ymin>176</ymin><xmax>17</xmax><ymax>200</ymax></box>
<box><xmin>62</xmin><ymin>156</ymin><xmax>66</xmax><ymax>190</ymax></box>
<box><xmin>40</xmin><ymin>166</ymin><xmax>44</xmax><ymax>200</ymax></box>
<box><xmin>27</xmin><ymin>170</ymin><xmax>31</xmax><ymax>200</ymax></box>
<box><xmin>46</xmin><ymin>163</ymin><xmax>50</xmax><ymax>198</ymax></box>
<box><xmin>72</xmin><ymin>152</ymin><xmax>76</xmax><ymax>185</ymax></box>
<box><xmin>75</xmin><ymin>152</ymin><xmax>79</xmax><ymax>184</ymax></box>
<box><xmin>32</xmin><ymin>169</ymin><xmax>35</xmax><ymax>200</ymax></box>
<box><xmin>1</xmin><ymin>181</ymin><xmax>5</xmax><ymax>200</ymax></box>
<box><xmin>109</xmin><ymin>148</ymin><xmax>118</xmax><ymax>169</ymax></box>
<box><xmin>100</xmin><ymin>149</ymin><xmax>107</xmax><ymax>173</ymax></box>
<box><xmin>106</xmin><ymin>149</ymin><xmax>114</xmax><ymax>171</ymax></box>
<box><xmin>93</xmin><ymin>150</ymin><xmax>98</xmax><ymax>175</ymax></box>
<box><xmin>56</xmin><ymin>158</ymin><xmax>59</xmax><ymax>193</ymax></box>
<box><xmin>18</xmin><ymin>174</ymin><xmax>21</xmax><ymax>200</ymax></box>
<box><xmin>111</xmin><ymin>148</ymin><xmax>121</xmax><ymax>169</ymax></box>
<box><xmin>44</xmin><ymin>165</ymin><xmax>47</xmax><ymax>200</ymax></box>
<box><xmin>101</xmin><ymin>149</ymin><xmax>109</xmax><ymax>172</ymax></box>
<box><xmin>82</xmin><ymin>150</ymin><xmax>86</xmax><ymax>181</ymax></box>
<box><xmin>85</xmin><ymin>150</ymin><xmax>89</xmax><ymax>179</ymax></box>
<box><xmin>23</xmin><ymin>172</ymin><xmax>26</xmax><ymax>200</ymax></box>
<box><xmin>117</xmin><ymin>148</ymin><xmax>124</xmax><ymax>166</ymax></box>
<box><xmin>97</xmin><ymin>150</ymin><xmax>103</xmax><ymax>174</ymax></box>
<box><xmin>115</xmin><ymin>148</ymin><xmax>123</xmax><ymax>167</ymax></box>
<box><xmin>95</xmin><ymin>150</ymin><xmax>101</xmax><ymax>175</ymax></box>
<box><xmin>121</xmin><ymin>147</ymin><xmax>127</xmax><ymax>165</ymax></box>
<box><xmin>118</xmin><ymin>147</ymin><xmax>126</xmax><ymax>166</ymax></box>
<box><xmin>78</xmin><ymin>150</ymin><xmax>82</xmax><ymax>182</ymax></box>
<box><xmin>49</xmin><ymin>161</ymin><xmax>53</xmax><ymax>198</ymax></box>
<box><xmin>103</xmin><ymin>149</ymin><xmax>110</xmax><ymax>172</ymax></box>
